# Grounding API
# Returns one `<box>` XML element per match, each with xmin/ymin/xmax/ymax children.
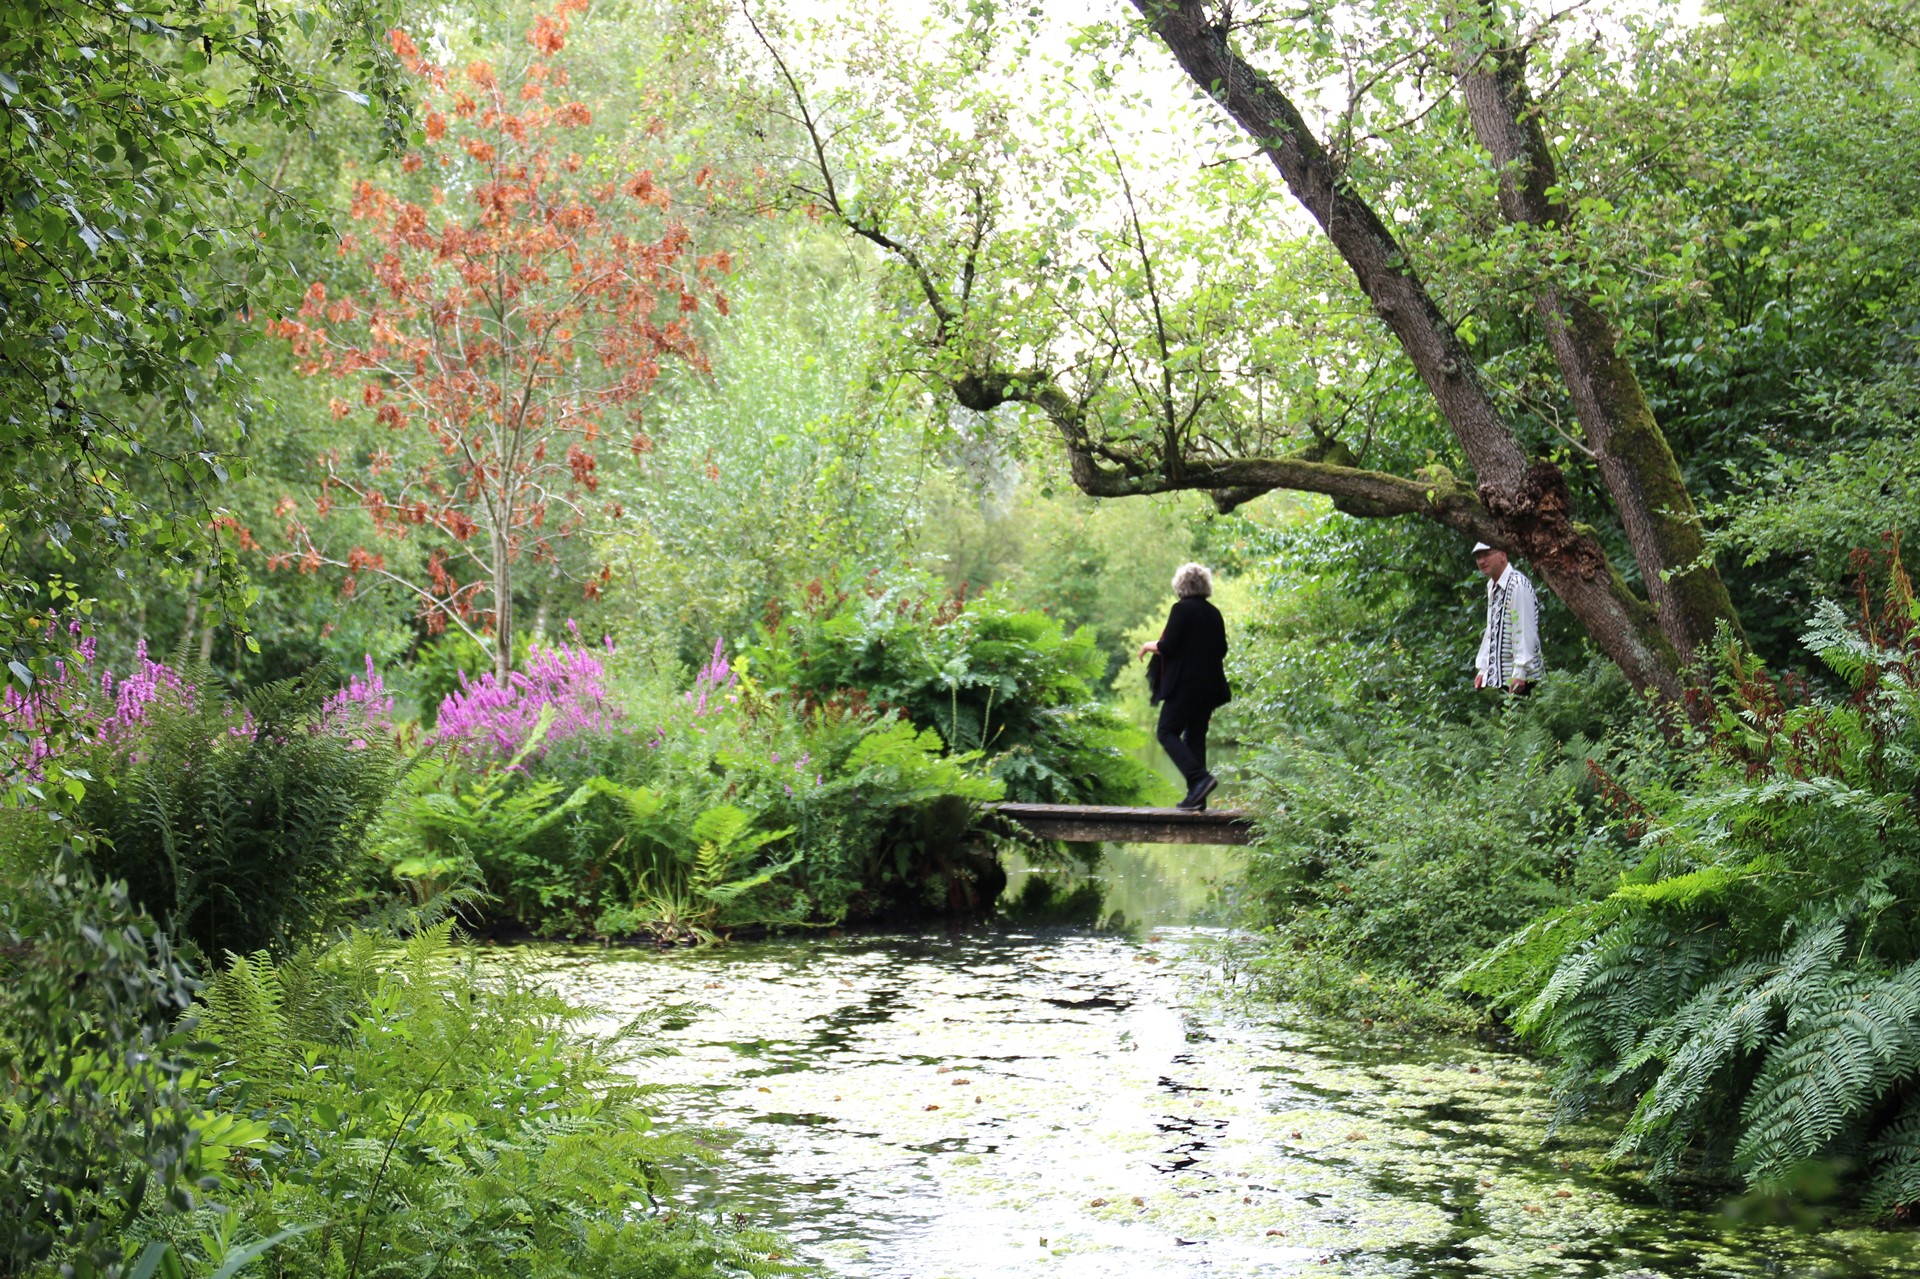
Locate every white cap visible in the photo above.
<box><xmin>1471</xmin><ymin>541</ymin><xmax>1494</xmax><ymax>554</ymax></box>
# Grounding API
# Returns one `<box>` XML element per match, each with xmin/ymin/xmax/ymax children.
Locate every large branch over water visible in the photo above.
<box><xmin>1126</xmin><ymin>0</ymin><xmax>1684</xmax><ymax>701</ymax></box>
<box><xmin>945</xmin><ymin>368</ymin><xmax>1498</xmax><ymax>533</ymax></box>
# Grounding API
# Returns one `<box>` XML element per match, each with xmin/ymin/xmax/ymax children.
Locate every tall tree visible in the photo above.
<box><xmin>744</xmin><ymin>0</ymin><xmax>1764</xmax><ymax>705</ymax></box>
<box><xmin>0</xmin><ymin>0</ymin><xmax>405</xmax><ymax>687</ymax></box>
<box><xmin>268</xmin><ymin>1</ymin><xmax>726</xmax><ymax>677</ymax></box>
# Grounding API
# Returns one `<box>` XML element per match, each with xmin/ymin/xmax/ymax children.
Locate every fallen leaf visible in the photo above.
<box><xmin>1553</xmin><ymin>1190</ymin><xmax>1572</xmax><ymax>1199</ymax></box>
<box><xmin>936</xmin><ymin>1065</ymin><xmax>952</xmax><ymax>1074</ymax></box>
<box><xmin>952</xmin><ymin>1078</ymin><xmax>971</xmax><ymax>1086</ymax></box>
<box><xmin>1266</xmin><ymin>1228</ymin><xmax>1286</xmax><ymax>1237</ymax></box>
<box><xmin>1131</xmin><ymin>1196</ymin><xmax>1145</xmax><ymax>1207</ymax></box>
<box><xmin>756</xmin><ymin>1086</ymin><xmax>771</xmax><ymax>1093</ymax></box>
<box><xmin>1088</xmin><ymin>1198</ymin><xmax>1108</xmax><ymax>1207</ymax></box>
<box><xmin>925</xmin><ymin>1104</ymin><xmax>940</xmax><ymax>1111</ymax></box>
<box><xmin>1523</xmin><ymin>1204</ymin><xmax>1542</xmax><ymax>1214</ymax></box>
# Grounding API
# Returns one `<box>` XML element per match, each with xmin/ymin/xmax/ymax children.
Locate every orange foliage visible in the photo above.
<box><xmin>266</xmin><ymin>1</ymin><xmax>731</xmax><ymax>641</ymax></box>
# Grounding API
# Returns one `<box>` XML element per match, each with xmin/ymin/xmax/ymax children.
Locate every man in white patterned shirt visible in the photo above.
<box><xmin>1472</xmin><ymin>542</ymin><xmax>1543</xmax><ymax>695</ymax></box>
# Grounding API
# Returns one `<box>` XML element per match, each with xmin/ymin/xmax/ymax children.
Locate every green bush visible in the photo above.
<box><xmin>77</xmin><ymin>665</ymin><xmax>405</xmax><ymax>961</ymax></box>
<box><xmin>122</xmin><ymin>925</ymin><xmax>791</xmax><ymax>1279</ymax></box>
<box><xmin>1463</xmin><ymin>565</ymin><xmax>1920</xmax><ymax>1214</ymax></box>
<box><xmin>1236</xmin><ymin>659</ymin><xmax>1660</xmax><ymax>1027</ymax></box>
<box><xmin>0</xmin><ymin>865</ymin><xmax>208</xmax><ymax>1279</ymax></box>
<box><xmin>748</xmin><ymin>575</ymin><xmax>1156</xmax><ymax>805</ymax></box>
<box><xmin>375</xmin><ymin>664</ymin><xmax>1008</xmax><ymax>940</ymax></box>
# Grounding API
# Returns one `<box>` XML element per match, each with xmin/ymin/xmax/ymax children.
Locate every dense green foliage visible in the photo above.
<box><xmin>0</xmin><ymin>869</ymin><xmax>205</xmax><ymax>1279</ymax></box>
<box><xmin>0</xmin><ymin>0</ymin><xmax>406</xmax><ymax>676</ymax></box>
<box><xmin>9</xmin><ymin>0</ymin><xmax>1920</xmax><ymax>1239</ymax></box>
<box><xmin>1237</xmin><ymin>661</ymin><xmax>1659</xmax><ymax>1028</ymax></box>
<box><xmin>0</xmin><ymin>870</ymin><xmax>791</xmax><ymax>1279</ymax></box>
<box><xmin>379</xmin><ymin>686</ymin><xmax>1009</xmax><ymax>941</ymax></box>
<box><xmin>153</xmin><ymin>926</ymin><xmax>790</xmax><ymax>1278</ymax></box>
<box><xmin>1461</xmin><ymin>562</ymin><xmax>1920</xmax><ymax>1209</ymax></box>
<box><xmin>749</xmin><ymin>576</ymin><xmax>1158</xmax><ymax>806</ymax></box>
<box><xmin>78</xmin><ymin>666</ymin><xmax>402</xmax><ymax>959</ymax></box>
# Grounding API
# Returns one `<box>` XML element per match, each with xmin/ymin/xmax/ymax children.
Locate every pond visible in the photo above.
<box><xmin>533</xmin><ymin>843</ymin><xmax>1920</xmax><ymax>1278</ymax></box>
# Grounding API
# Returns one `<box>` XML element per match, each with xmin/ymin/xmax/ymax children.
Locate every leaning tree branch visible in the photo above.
<box><xmin>1129</xmin><ymin>0</ymin><xmax>1687</xmax><ymax>703</ymax></box>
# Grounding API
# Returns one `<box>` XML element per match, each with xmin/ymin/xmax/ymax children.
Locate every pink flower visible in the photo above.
<box><xmin>433</xmin><ymin>641</ymin><xmax>620</xmax><ymax>764</ymax></box>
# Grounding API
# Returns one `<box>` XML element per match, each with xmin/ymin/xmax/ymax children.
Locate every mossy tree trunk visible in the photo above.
<box><xmin>1452</xmin><ymin>8</ymin><xmax>1742</xmax><ymax>664</ymax></box>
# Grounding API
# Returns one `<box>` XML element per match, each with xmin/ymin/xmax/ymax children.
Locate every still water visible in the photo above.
<box><xmin>535</xmin><ymin>846</ymin><xmax>1920</xmax><ymax>1278</ymax></box>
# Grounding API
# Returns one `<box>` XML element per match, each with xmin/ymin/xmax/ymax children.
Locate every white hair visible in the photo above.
<box><xmin>1172</xmin><ymin>562</ymin><xmax>1213</xmax><ymax>598</ymax></box>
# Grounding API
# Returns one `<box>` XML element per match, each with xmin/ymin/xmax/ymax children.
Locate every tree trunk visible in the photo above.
<box><xmin>1127</xmin><ymin>0</ymin><xmax>1686</xmax><ymax>702</ymax></box>
<box><xmin>178</xmin><ymin>569</ymin><xmax>203</xmax><ymax>658</ymax></box>
<box><xmin>491</xmin><ymin>524</ymin><xmax>514</xmax><ymax>682</ymax></box>
<box><xmin>1451</xmin><ymin>15</ymin><xmax>1741</xmax><ymax>662</ymax></box>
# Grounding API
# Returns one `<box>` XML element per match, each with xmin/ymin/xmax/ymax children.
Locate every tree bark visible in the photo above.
<box><xmin>491</xmin><ymin>523</ymin><xmax>514</xmax><ymax>681</ymax></box>
<box><xmin>1126</xmin><ymin>0</ymin><xmax>1684</xmax><ymax>702</ymax></box>
<box><xmin>1451</xmin><ymin>14</ymin><xmax>1741</xmax><ymax>662</ymax></box>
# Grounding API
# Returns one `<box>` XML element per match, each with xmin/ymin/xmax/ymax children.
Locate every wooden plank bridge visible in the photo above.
<box><xmin>989</xmin><ymin>802</ymin><xmax>1255</xmax><ymax>845</ymax></box>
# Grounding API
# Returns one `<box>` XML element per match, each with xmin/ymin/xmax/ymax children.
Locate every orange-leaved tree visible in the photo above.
<box><xmin>269</xmin><ymin>0</ymin><xmax>728</xmax><ymax>677</ymax></box>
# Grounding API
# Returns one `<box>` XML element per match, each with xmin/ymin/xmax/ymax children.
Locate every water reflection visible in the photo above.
<box><xmin>1000</xmin><ymin>841</ymin><xmax>1244</xmax><ymax>930</ymax></box>
<box><xmin>532</xmin><ymin>909</ymin><xmax>1919</xmax><ymax>1277</ymax></box>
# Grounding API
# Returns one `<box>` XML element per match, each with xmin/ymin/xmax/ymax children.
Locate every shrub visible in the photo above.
<box><xmin>376</xmin><ymin>637</ymin><xmax>1008</xmax><ymax>940</ymax></box>
<box><xmin>1463</xmin><ymin>552</ymin><xmax>1920</xmax><ymax>1214</ymax></box>
<box><xmin>749</xmin><ymin>574</ymin><xmax>1156</xmax><ymax>805</ymax></box>
<box><xmin>1236</xmin><ymin>658</ymin><xmax>1659</xmax><ymax>1027</ymax></box>
<box><xmin>75</xmin><ymin>661</ymin><xmax>405</xmax><ymax>960</ymax></box>
<box><xmin>0</xmin><ymin>865</ymin><xmax>208</xmax><ymax>1279</ymax></box>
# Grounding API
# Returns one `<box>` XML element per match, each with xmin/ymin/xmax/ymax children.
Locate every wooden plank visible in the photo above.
<box><xmin>988</xmin><ymin>802</ymin><xmax>1255</xmax><ymax>846</ymax></box>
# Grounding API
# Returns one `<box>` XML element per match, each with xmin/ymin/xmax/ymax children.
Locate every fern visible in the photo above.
<box><xmin>198</xmin><ymin>951</ymin><xmax>292</xmax><ymax>1082</ymax></box>
<box><xmin>169</xmin><ymin>929</ymin><xmax>793</xmax><ymax>1278</ymax></box>
<box><xmin>1866</xmin><ymin>1096</ymin><xmax>1920</xmax><ymax>1217</ymax></box>
<box><xmin>1488</xmin><ymin>557</ymin><xmax>1920</xmax><ymax>1214</ymax></box>
<box><xmin>76</xmin><ymin>660</ymin><xmax>406</xmax><ymax>959</ymax></box>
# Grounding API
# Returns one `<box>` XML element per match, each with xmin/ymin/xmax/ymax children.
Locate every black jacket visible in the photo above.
<box><xmin>1149</xmin><ymin>595</ymin><xmax>1231</xmax><ymax>710</ymax></box>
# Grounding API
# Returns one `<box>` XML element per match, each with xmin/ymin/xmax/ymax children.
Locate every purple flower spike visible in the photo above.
<box><xmin>433</xmin><ymin>641</ymin><xmax>621</xmax><ymax>765</ymax></box>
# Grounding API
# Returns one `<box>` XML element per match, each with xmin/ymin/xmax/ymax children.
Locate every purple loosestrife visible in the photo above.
<box><xmin>320</xmin><ymin>656</ymin><xmax>396</xmax><ymax>746</ymax></box>
<box><xmin>2</xmin><ymin>638</ymin><xmax>190</xmax><ymax>775</ymax></box>
<box><xmin>2</xmin><ymin>635</ymin><xmax>402</xmax><ymax>778</ymax></box>
<box><xmin>433</xmin><ymin>642</ymin><xmax>621</xmax><ymax>765</ymax></box>
<box><xmin>686</xmin><ymin>636</ymin><xmax>734</xmax><ymax>718</ymax></box>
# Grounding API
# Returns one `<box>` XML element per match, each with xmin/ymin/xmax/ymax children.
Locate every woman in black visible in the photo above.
<box><xmin>1137</xmin><ymin>562</ymin><xmax>1231</xmax><ymax>810</ymax></box>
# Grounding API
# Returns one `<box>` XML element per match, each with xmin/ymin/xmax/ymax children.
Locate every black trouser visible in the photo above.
<box><xmin>1156</xmin><ymin>699</ymin><xmax>1213</xmax><ymax>788</ymax></box>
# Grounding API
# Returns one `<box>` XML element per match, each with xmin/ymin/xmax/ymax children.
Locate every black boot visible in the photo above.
<box><xmin>1177</xmin><ymin>774</ymin><xmax>1217</xmax><ymax>811</ymax></box>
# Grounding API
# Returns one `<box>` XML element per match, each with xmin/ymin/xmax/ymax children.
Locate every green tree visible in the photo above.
<box><xmin>0</xmin><ymin>0</ymin><xmax>406</xmax><ymax>686</ymax></box>
<box><xmin>739</xmin><ymin>0</ymin><xmax>1917</xmax><ymax>707</ymax></box>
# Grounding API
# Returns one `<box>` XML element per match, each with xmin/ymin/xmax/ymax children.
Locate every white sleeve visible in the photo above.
<box><xmin>1513</xmin><ymin>575</ymin><xmax>1543</xmax><ymax>680</ymax></box>
<box><xmin>1475</xmin><ymin>589</ymin><xmax>1492</xmax><ymax>676</ymax></box>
